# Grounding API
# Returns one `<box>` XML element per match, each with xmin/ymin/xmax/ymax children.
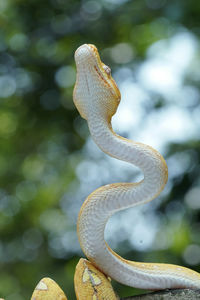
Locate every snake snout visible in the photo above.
<box><xmin>74</xmin><ymin>44</ymin><xmax>93</xmax><ymax>64</ymax></box>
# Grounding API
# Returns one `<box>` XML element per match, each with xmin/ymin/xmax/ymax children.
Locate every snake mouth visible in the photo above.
<box><xmin>86</xmin><ymin>44</ymin><xmax>121</xmax><ymax>101</ymax></box>
<box><xmin>87</xmin><ymin>44</ymin><xmax>112</xmax><ymax>74</ymax></box>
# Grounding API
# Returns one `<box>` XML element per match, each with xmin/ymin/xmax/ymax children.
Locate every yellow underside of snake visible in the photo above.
<box><xmin>30</xmin><ymin>44</ymin><xmax>200</xmax><ymax>299</ymax></box>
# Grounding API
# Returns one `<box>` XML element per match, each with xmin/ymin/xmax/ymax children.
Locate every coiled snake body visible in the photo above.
<box><xmin>31</xmin><ymin>44</ymin><xmax>200</xmax><ymax>299</ymax></box>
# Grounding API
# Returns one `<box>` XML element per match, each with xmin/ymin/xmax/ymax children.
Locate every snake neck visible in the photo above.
<box><xmin>87</xmin><ymin>113</ymin><xmax>168</xmax><ymax>198</ymax></box>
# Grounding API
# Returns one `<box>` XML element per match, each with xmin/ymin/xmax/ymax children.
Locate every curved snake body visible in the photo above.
<box><xmin>73</xmin><ymin>44</ymin><xmax>200</xmax><ymax>290</ymax></box>
<box><xmin>31</xmin><ymin>44</ymin><xmax>200</xmax><ymax>299</ymax></box>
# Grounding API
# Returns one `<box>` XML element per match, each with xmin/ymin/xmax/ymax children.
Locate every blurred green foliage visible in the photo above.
<box><xmin>0</xmin><ymin>0</ymin><xmax>200</xmax><ymax>299</ymax></box>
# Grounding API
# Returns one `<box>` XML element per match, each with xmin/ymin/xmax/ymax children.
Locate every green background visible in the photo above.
<box><xmin>0</xmin><ymin>0</ymin><xmax>200</xmax><ymax>299</ymax></box>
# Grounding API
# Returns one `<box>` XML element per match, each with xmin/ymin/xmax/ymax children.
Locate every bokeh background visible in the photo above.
<box><xmin>0</xmin><ymin>0</ymin><xmax>200</xmax><ymax>299</ymax></box>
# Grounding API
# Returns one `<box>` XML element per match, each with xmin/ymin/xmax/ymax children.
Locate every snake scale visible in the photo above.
<box><xmin>30</xmin><ymin>44</ymin><xmax>200</xmax><ymax>299</ymax></box>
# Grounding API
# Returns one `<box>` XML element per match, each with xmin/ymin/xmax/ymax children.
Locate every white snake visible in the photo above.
<box><xmin>30</xmin><ymin>44</ymin><xmax>200</xmax><ymax>299</ymax></box>
<box><xmin>73</xmin><ymin>44</ymin><xmax>200</xmax><ymax>290</ymax></box>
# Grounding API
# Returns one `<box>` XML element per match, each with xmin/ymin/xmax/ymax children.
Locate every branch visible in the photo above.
<box><xmin>121</xmin><ymin>289</ymin><xmax>200</xmax><ymax>299</ymax></box>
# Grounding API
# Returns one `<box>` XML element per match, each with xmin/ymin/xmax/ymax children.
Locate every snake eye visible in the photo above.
<box><xmin>103</xmin><ymin>64</ymin><xmax>111</xmax><ymax>76</ymax></box>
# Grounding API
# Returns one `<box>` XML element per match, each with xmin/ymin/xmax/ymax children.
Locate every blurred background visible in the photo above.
<box><xmin>0</xmin><ymin>0</ymin><xmax>200</xmax><ymax>299</ymax></box>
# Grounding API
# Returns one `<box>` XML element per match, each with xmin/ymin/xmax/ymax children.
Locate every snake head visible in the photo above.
<box><xmin>73</xmin><ymin>44</ymin><xmax>121</xmax><ymax>121</ymax></box>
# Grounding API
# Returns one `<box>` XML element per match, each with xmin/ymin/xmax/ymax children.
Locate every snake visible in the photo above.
<box><xmin>30</xmin><ymin>44</ymin><xmax>200</xmax><ymax>299</ymax></box>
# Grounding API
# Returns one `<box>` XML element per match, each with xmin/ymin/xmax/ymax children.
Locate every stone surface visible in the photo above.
<box><xmin>121</xmin><ymin>289</ymin><xmax>200</xmax><ymax>299</ymax></box>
